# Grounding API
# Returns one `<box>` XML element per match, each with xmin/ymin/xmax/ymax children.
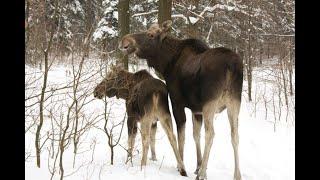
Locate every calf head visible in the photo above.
<box><xmin>93</xmin><ymin>66</ymin><xmax>132</xmax><ymax>100</ymax></box>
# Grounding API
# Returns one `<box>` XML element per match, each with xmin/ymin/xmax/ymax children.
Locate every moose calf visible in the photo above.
<box><xmin>93</xmin><ymin>67</ymin><xmax>186</xmax><ymax>176</ymax></box>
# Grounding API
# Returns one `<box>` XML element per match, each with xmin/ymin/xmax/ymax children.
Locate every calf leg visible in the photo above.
<box><xmin>158</xmin><ymin>112</ymin><xmax>187</xmax><ymax>176</ymax></box>
<box><xmin>227</xmin><ymin>100</ymin><xmax>242</xmax><ymax>180</ymax></box>
<box><xmin>140</xmin><ymin>115</ymin><xmax>152</xmax><ymax>168</ymax></box>
<box><xmin>150</xmin><ymin>122</ymin><xmax>157</xmax><ymax>161</ymax></box>
<box><xmin>126</xmin><ymin>118</ymin><xmax>137</xmax><ymax>163</ymax></box>
<box><xmin>192</xmin><ymin>113</ymin><xmax>203</xmax><ymax>174</ymax></box>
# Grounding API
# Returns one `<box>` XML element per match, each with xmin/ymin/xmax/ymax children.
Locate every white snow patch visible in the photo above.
<box><xmin>188</xmin><ymin>16</ymin><xmax>197</xmax><ymax>24</ymax></box>
<box><xmin>25</xmin><ymin>58</ymin><xmax>295</xmax><ymax>180</ymax></box>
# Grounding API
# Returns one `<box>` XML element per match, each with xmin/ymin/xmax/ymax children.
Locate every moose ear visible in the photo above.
<box><xmin>161</xmin><ymin>20</ymin><xmax>172</xmax><ymax>32</ymax></box>
<box><xmin>160</xmin><ymin>20</ymin><xmax>172</xmax><ymax>41</ymax></box>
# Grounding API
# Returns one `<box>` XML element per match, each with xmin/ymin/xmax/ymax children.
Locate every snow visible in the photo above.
<box><xmin>142</xmin><ymin>17</ymin><xmax>147</xmax><ymax>27</ymax></box>
<box><xmin>25</xmin><ymin>57</ymin><xmax>294</xmax><ymax>180</ymax></box>
<box><xmin>132</xmin><ymin>5</ymin><xmax>144</xmax><ymax>12</ymax></box>
<box><xmin>110</xmin><ymin>0</ymin><xmax>118</xmax><ymax>7</ymax></box>
<box><xmin>93</xmin><ymin>19</ymin><xmax>118</xmax><ymax>41</ymax></box>
<box><xmin>147</xmin><ymin>0</ymin><xmax>158</xmax><ymax>3</ymax></box>
<box><xmin>69</xmin><ymin>0</ymin><xmax>84</xmax><ymax>14</ymax></box>
<box><xmin>188</xmin><ymin>17</ymin><xmax>197</xmax><ymax>24</ymax></box>
<box><xmin>114</xmin><ymin>11</ymin><xmax>119</xmax><ymax>19</ymax></box>
<box><xmin>172</xmin><ymin>14</ymin><xmax>188</xmax><ymax>24</ymax></box>
<box><xmin>104</xmin><ymin>6</ymin><xmax>114</xmax><ymax>14</ymax></box>
<box><xmin>102</xmin><ymin>0</ymin><xmax>111</xmax><ymax>7</ymax></box>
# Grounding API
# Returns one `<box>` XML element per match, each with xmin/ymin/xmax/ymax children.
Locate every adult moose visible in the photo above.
<box><xmin>118</xmin><ymin>20</ymin><xmax>243</xmax><ymax>180</ymax></box>
<box><xmin>93</xmin><ymin>67</ymin><xmax>187</xmax><ymax>176</ymax></box>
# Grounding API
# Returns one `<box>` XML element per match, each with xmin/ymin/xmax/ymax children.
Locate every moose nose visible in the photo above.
<box><xmin>118</xmin><ymin>43</ymin><xmax>125</xmax><ymax>51</ymax></box>
<box><xmin>119</xmin><ymin>38</ymin><xmax>131</xmax><ymax>51</ymax></box>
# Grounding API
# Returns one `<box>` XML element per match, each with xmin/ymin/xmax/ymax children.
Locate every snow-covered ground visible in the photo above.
<box><xmin>25</xmin><ymin>57</ymin><xmax>295</xmax><ymax>180</ymax></box>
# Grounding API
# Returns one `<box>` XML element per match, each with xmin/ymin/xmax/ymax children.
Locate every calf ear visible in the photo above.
<box><xmin>160</xmin><ymin>20</ymin><xmax>172</xmax><ymax>41</ymax></box>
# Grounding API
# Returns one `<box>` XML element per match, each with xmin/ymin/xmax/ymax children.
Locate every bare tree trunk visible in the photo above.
<box><xmin>157</xmin><ymin>0</ymin><xmax>172</xmax><ymax>79</ymax></box>
<box><xmin>280</xmin><ymin>46</ymin><xmax>288</xmax><ymax>106</ymax></box>
<box><xmin>118</xmin><ymin>0</ymin><xmax>130</xmax><ymax>70</ymax></box>
<box><xmin>72</xmin><ymin>27</ymin><xmax>93</xmax><ymax>167</ymax></box>
<box><xmin>267</xmin><ymin>41</ymin><xmax>270</xmax><ymax>59</ymax></box>
<box><xmin>272</xmin><ymin>94</ymin><xmax>276</xmax><ymax>132</ymax></box>
<box><xmin>288</xmin><ymin>37</ymin><xmax>294</xmax><ymax>96</ymax></box>
<box><xmin>259</xmin><ymin>42</ymin><xmax>262</xmax><ymax>65</ymax></box>
<box><xmin>264</xmin><ymin>97</ymin><xmax>268</xmax><ymax>120</ymax></box>
<box><xmin>59</xmin><ymin>101</ymin><xmax>75</xmax><ymax>180</ymax></box>
<box><xmin>48</xmin><ymin>118</ymin><xmax>60</xmax><ymax>180</ymax></box>
<box><xmin>102</xmin><ymin>40</ymin><xmax>108</xmax><ymax>60</ymax></box>
<box><xmin>103</xmin><ymin>104</ymin><xmax>126</xmax><ymax>165</ymax></box>
<box><xmin>247</xmin><ymin>33</ymin><xmax>253</xmax><ymax>102</ymax></box>
<box><xmin>109</xmin><ymin>137</ymin><xmax>114</xmax><ymax>165</ymax></box>
<box><xmin>50</xmin><ymin>110</ymin><xmax>55</xmax><ymax>159</ymax></box>
<box><xmin>25</xmin><ymin>0</ymin><xmax>30</xmax><ymax>49</ymax></box>
<box><xmin>158</xmin><ymin>0</ymin><xmax>172</xmax><ymax>24</ymax></box>
<box><xmin>278</xmin><ymin>85</ymin><xmax>282</xmax><ymax>122</ymax></box>
<box><xmin>35</xmin><ymin>16</ymin><xmax>55</xmax><ymax>168</ymax></box>
<box><xmin>246</xmin><ymin>6</ymin><xmax>253</xmax><ymax>102</ymax></box>
<box><xmin>83</xmin><ymin>0</ymin><xmax>95</xmax><ymax>58</ymax></box>
<box><xmin>276</xmin><ymin>71</ymin><xmax>282</xmax><ymax>123</ymax></box>
<box><xmin>72</xmin><ymin>51</ymin><xmax>80</xmax><ymax>168</ymax></box>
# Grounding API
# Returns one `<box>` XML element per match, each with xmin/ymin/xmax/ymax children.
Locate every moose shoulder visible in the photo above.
<box><xmin>119</xmin><ymin>20</ymin><xmax>243</xmax><ymax>180</ymax></box>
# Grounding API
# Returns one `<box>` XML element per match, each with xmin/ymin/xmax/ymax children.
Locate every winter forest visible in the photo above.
<box><xmin>25</xmin><ymin>0</ymin><xmax>295</xmax><ymax>180</ymax></box>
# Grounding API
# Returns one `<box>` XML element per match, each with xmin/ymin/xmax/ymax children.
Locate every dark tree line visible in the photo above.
<box><xmin>26</xmin><ymin>0</ymin><xmax>294</xmax><ymax>98</ymax></box>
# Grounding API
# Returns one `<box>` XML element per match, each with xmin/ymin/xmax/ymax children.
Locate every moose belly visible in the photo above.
<box><xmin>180</xmin><ymin>77</ymin><xmax>227</xmax><ymax>112</ymax></box>
<box><xmin>180</xmin><ymin>83</ymin><xmax>203</xmax><ymax>111</ymax></box>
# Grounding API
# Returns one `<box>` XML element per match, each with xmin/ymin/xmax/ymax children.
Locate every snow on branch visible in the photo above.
<box><xmin>132</xmin><ymin>10</ymin><xmax>158</xmax><ymax>17</ymax></box>
<box><xmin>172</xmin><ymin>14</ymin><xmax>188</xmax><ymax>23</ymax></box>
<box><xmin>254</xmin><ymin>34</ymin><xmax>295</xmax><ymax>37</ymax></box>
<box><xmin>175</xmin><ymin>3</ymin><xmax>252</xmax><ymax>25</ymax></box>
<box><xmin>174</xmin><ymin>3</ymin><xmax>205</xmax><ymax>20</ymax></box>
<box><xmin>191</xmin><ymin>4</ymin><xmax>245</xmax><ymax>25</ymax></box>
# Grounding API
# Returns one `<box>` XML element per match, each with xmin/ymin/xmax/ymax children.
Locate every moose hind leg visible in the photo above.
<box><xmin>227</xmin><ymin>99</ymin><xmax>242</xmax><ymax>180</ymax></box>
<box><xmin>192</xmin><ymin>113</ymin><xmax>203</xmax><ymax>174</ymax></box>
<box><xmin>196</xmin><ymin>102</ymin><xmax>216</xmax><ymax>180</ymax></box>
<box><xmin>172</xmin><ymin>106</ymin><xmax>186</xmax><ymax>162</ymax></box>
<box><xmin>150</xmin><ymin>122</ymin><xmax>157</xmax><ymax>161</ymax></box>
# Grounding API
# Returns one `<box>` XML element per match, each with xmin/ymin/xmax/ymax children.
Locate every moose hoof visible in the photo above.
<box><xmin>195</xmin><ymin>175</ymin><xmax>207</xmax><ymax>180</ymax></box>
<box><xmin>195</xmin><ymin>171</ymin><xmax>207</xmax><ymax>180</ymax></box>
<box><xmin>179</xmin><ymin>168</ymin><xmax>187</xmax><ymax>176</ymax></box>
<box><xmin>149</xmin><ymin>157</ymin><xmax>157</xmax><ymax>161</ymax></box>
<box><xmin>234</xmin><ymin>174</ymin><xmax>242</xmax><ymax>180</ymax></box>
<box><xmin>194</xmin><ymin>168</ymin><xmax>200</xmax><ymax>174</ymax></box>
<box><xmin>234</xmin><ymin>170</ymin><xmax>242</xmax><ymax>180</ymax></box>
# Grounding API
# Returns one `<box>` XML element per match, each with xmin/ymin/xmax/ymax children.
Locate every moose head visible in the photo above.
<box><xmin>118</xmin><ymin>20</ymin><xmax>172</xmax><ymax>59</ymax></box>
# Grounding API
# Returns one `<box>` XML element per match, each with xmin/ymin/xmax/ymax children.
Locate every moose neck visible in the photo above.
<box><xmin>145</xmin><ymin>36</ymin><xmax>183</xmax><ymax>78</ymax></box>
